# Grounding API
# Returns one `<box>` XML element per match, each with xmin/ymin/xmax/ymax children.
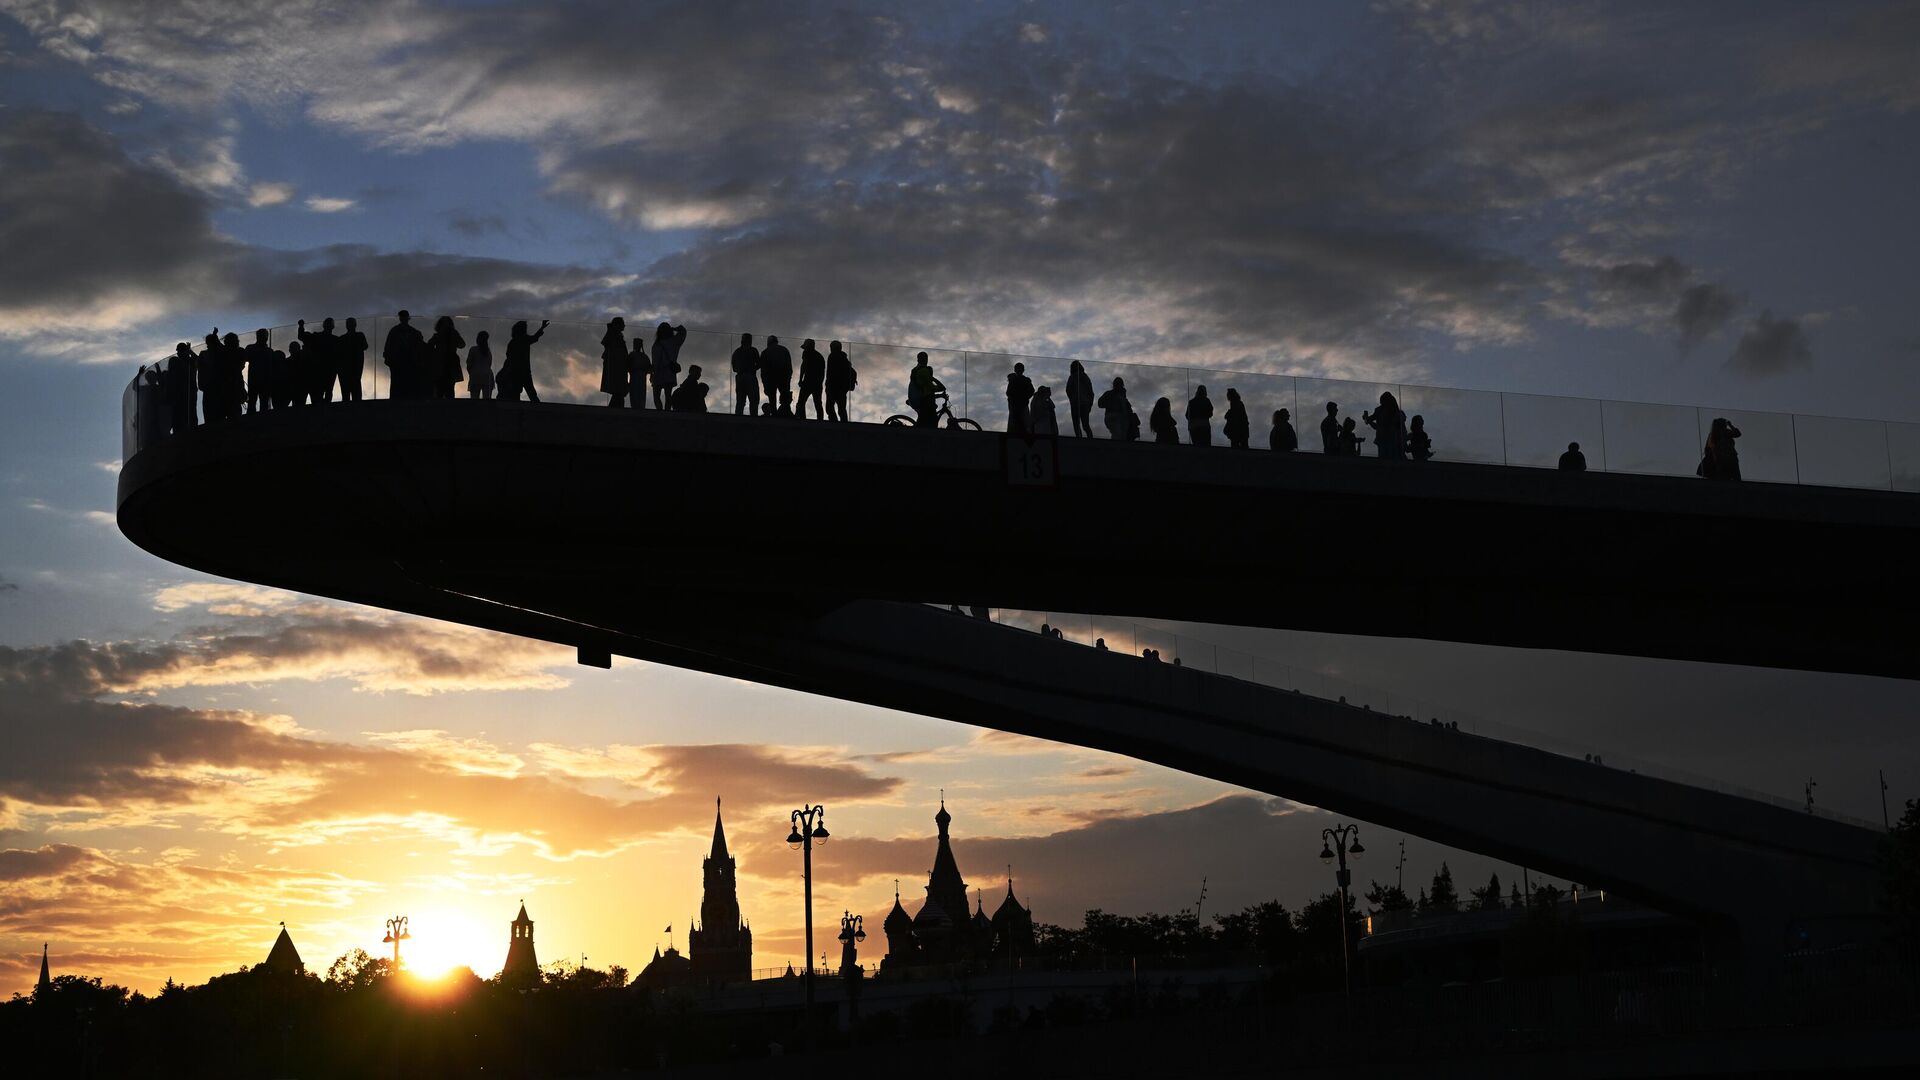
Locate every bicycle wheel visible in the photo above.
<box><xmin>884</xmin><ymin>415</ymin><xmax>915</xmax><ymax>427</ymax></box>
<box><xmin>951</xmin><ymin>418</ymin><xmax>982</xmax><ymax>432</ymax></box>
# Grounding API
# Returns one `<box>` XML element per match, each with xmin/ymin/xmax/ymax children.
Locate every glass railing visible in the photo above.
<box><xmin>959</xmin><ymin>605</ymin><xmax>1883</xmax><ymax>830</ymax></box>
<box><xmin>121</xmin><ymin>314</ymin><xmax>1920</xmax><ymax>492</ymax></box>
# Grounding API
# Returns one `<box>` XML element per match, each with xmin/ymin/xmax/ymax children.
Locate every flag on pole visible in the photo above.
<box><xmin>664</xmin><ymin>924</ymin><xmax>671</xmax><ymax>933</ymax></box>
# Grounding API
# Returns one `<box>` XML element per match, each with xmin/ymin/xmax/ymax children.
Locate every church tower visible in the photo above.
<box><xmin>912</xmin><ymin>796</ymin><xmax>973</xmax><ymax>962</ymax></box>
<box><xmin>37</xmin><ymin>943</ymin><xmax>50</xmax><ymax>994</ymax></box>
<box><xmin>689</xmin><ymin>798</ymin><xmax>752</xmax><ymax>983</ymax></box>
<box><xmin>501</xmin><ymin>901</ymin><xmax>540</xmax><ymax>986</ymax></box>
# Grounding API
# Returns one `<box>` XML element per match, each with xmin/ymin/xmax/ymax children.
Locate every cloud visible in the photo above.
<box><xmin>302</xmin><ymin>195</ymin><xmax>355</xmax><ymax>213</ymax></box>
<box><xmin>0</xmin><ymin>109</ymin><xmax>612</xmax><ymax>361</ymax></box>
<box><xmin>1726</xmin><ymin>308</ymin><xmax>1813</xmax><ymax>376</ymax></box>
<box><xmin>1550</xmin><ymin>252</ymin><xmax>1743</xmax><ymax>350</ymax></box>
<box><xmin>0</xmin><ymin>634</ymin><xmax>900</xmax><ymax>858</ymax></box>
<box><xmin>0</xmin><ymin>575</ymin><xmax>16</xmax><ymax>594</ymax></box>
<box><xmin>247</xmin><ymin>181</ymin><xmax>294</xmax><ymax>208</ymax></box>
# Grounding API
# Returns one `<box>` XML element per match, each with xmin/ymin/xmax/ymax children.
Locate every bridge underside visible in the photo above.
<box><xmin>116</xmin><ymin>403</ymin><xmax>1891</xmax><ymax>965</ymax></box>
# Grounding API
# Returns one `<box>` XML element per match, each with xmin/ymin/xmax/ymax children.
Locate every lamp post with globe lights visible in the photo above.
<box><xmin>381</xmin><ymin>915</ymin><xmax>411</xmax><ymax>971</ymax></box>
<box><xmin>1319</xmin><ymin>824</ymin><xmax>1364</xmax><ymax>999</ymax></box>
<box><xmin>787</xmin><ymin>804</ymin><xmax>829</xmax><ymax>1052</ymax></box>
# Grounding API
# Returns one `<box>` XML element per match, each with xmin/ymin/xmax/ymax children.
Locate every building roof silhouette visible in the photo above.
<box><xmin>37</xmin><ymin>943</ymin><xmax>50</xmax><ymax>993</ymax></box>
<box><xmin>708</xmin><ymin>798</ymin><xmax>730</xmax><ymax>862</ymax></box>
<box><xmin>262</xmin><ymin>924</ymin><xmax>304</xmax><ymax>974</ymax></box>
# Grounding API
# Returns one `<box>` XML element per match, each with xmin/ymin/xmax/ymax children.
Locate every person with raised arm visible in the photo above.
<box><xmin>1698</xmin><ymin>417</ymin><xmax>1742</xmax><ymax>480</ymax></box>
<box><xmin>298</xmin><ymin>318</ymin><xmax>340</xmax><ymax>403</ymax></box>
<box><xmin>651</xmin><ymin>322</ymin><xmax>686</xmax><ymax>409</ymax></box>
<box><xmin>500</xmin><ymin>319</ymin><xmax>549</xmax><ymax>402</ymax></box>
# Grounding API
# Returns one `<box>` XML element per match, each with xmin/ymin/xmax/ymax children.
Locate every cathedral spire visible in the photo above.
<box><xmin>37</xmin><ymin>943</ymin><xmax>50</xmax><ymax>993</ymax></box>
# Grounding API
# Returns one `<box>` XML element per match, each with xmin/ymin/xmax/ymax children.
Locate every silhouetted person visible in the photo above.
<box><xmin>1558</xmin><ymin>441</ymin><xmax>1586</xmax><ymax>471</ymax></box>
<box><xmin>467</xmin><ymin>331</ymin><xmax>494</xmax><ymax>399</ymax></box>
<box><xmin>730</xmin><ymin>333</ymin><xmax>761</xmax><ymax>415</ymax></box>
<box><xmin>600</xmin><ymin>317</ymin><xmax>631</xmax><ymax>407</ymax></box>
<box><xmin>1271</xmin><ymin>408</ymin><xmax>1297</xmax><ymax>451</ymax></box>
<box><xmin>1066</xmin><ymin>360</ymin><xmax>1094</xmax><ymax>438</ymax></box>
<box><xmin>244</xmin><ymin>329</ymin><xmax>274</xmax><ymax>413</ymax></box>
<box><xmin>652</xmin><ymin>322</ymin><xmax>686</xmax><ymax>409</ymax></box>
<box><xmin>281</xmin><ymin>340</ymin><xmax>307</xmax><ymax>409</ymax></box>
<box><xmin>630</xmin><ymin>335</ymin><xmax>650</xmax><ymax>408</ymax></box>
<box><xmin>167</xmin><ymin>342</ymin><xmax>198</xmax><ymax>432</ymax></box>
<box><xmin>383</xmin><ymin>310</ymin><xmax>427</xmax><ymax>400</ymax></box>
<box><xmin>1407</xmin><ymin>414</ymin><xmax>1432</xmax><ymax>461</ymax></box>
<box><xmin>220</xmin><ymin>332</ymin><xmax>243</xmax><ymax>416</ymax></box>
<box><xmin>797</xmin><ymin>339</ymin><xmax>826</xmax><ymax>419</ymax></box>
<box><xmin>1098</xmin><ymin>378</ymin><xmax>1132</xmax><ymax>440</ymax></box>
<box><xmin>826</xmin><ymin>341</ymin><xmax>856</xmax><ymax>421</ymax></box>
<box><xmin>298</xmin><ymin>318</ymin><xmax>340</xmax><ymax>403</ymax></box>
<box><xmin>199</xmin><ymin>333</ymin><xmax>224</xmax><ymax>420</ymax></box>
<box><xmin>670</xmin><ymin>364</ymin><xmax>708</xmax><ymax>411</ymax></box>
<box><xmin>500</xmin><ymin>319</ymin><xmax>549</xmax><ymax>402</ymax></box>
<box><xmin>760</xmin><ymin>335</ymin><xmax>793</xmax><ymax>416</ymax></box>
<box><xmin>1186</xmin><ymin>385</ymin><xmax>1214</xmax><ymax>446</ymax></box>
<box><xmin>1005</xmin><ymin>362</ymin><xmax>1034</xmax><ymax>434</ymax></box>
<box><xmin>299</xmin><ymin>331</ymin><xmax>331</xmax><ymax>405</ymax></box>
<box><xmin>1699</xmin><ymin>417</ymin><xmax>1742</xmax><ymax>480</ymax></box>
<box><xmin>429</xmin><ymin>316</ymin><xmax>465</xmax><ymax>398</ymax></box>
<box><xmin>908</xmin><ymin>352</ymin><xmax>938</xmax><ymax>427</ymax></box>
<box><xmin>1029</xmin><ymin>385</ymin><xmax>1059</xmax><ymax>435</ymax></box>
<box><xmin>1363</xmin><ymin>391</ymin><xmax>1405</xmax><ymax>460</ymax></box>
<box><xmin>339</xmin><ymin>317</ymin><xmax>368</xmax><ymax>401</ymax></box>
<box><xmin>1339</xmin><ymin>416</ymin><xmax>1363</xmax><ymax>456</ymax></box>
<box><xmin>1149</xmin><ymin>397</ymin><xmax>1178</xmax><ymax>444</ymax></box>
<box><xmin>1320</xmin><ymin>401</ymin><xmax>1340</xmax><ymax>454</ymax></box>
<box><xmin>1223</xmin><ymin>388</ymin><xmax>1249</xmax><ymax>448</ymax></box>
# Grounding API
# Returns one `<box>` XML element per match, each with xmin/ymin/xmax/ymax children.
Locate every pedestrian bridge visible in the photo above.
<box><xmin>114</xmin><ymin>400</ymin><xmax>1887</xmax><ymax>967</ymax></box>
<box><xmin>120</xmin><ymin>391</ymin><xmax>1920</xmax><ymax>679</ymax></box>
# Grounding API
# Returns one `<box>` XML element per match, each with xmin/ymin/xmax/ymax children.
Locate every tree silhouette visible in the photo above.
<box><xmin>1469</xmin><ymin>872</ymin><xmax>1504</xmax><ymax>911</ymax></box>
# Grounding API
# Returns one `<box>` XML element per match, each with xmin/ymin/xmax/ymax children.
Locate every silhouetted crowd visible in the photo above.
<box><xmin>132</xmin><ymin>313</ymin><xmax>1749</xmax><ymax>480</ymax></box>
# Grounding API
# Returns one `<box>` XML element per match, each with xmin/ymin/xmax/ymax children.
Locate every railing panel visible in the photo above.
<box><xmin>1599</xmin><ymin>400</ymin><xmax>1699</xmax><ymax>476</ymax></box>
<box><xmin>1497</xmin><ymin>392</ymin><xmax>1603</xmax><ymax>470</ymax></box>
<box><xmin>1890</xmin><ymin>421</ymin><xmax>1920</xmax><ymax>493</ymax></box>
<box><xmin>1396</xmin><ymin>384</ymin><xmax>1504</xmax><ymax>464</ymax></box>
<box><xmin>1793</xmin><ymin>414</ymin><xmax>1892</xmax><ymax>490</ymax></box>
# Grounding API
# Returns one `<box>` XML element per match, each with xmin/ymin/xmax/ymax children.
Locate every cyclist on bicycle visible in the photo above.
<box><xmin>908</xmin><ymin>351</ymin><xmax>943</xmax><ymax>428</ymax></box>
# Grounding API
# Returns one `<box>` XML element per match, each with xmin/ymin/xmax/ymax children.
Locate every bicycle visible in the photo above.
<box><xmin>884</xmin><ymin>387</ymin><xmax>981</xmax><ymax>431</ymax></box>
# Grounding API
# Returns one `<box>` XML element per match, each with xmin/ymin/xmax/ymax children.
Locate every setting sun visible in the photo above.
<box><xmin>391</xmin><ymin>909</ymin><xmax>493</xmax><ymax>981</ymax></box>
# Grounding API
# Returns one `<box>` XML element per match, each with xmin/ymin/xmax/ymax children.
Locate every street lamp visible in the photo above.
<box><xmin>838</xmin><ymin>912</ymin><xmax>866</xmax><ymax>973</ymax></box>
<box><xmin>381</xmin><ymin>915</ymin><xmax>411</xmax><ymax>970</ymax></box>
<box><xmin>1319</xmin><ymin>824</ymin><xmax>1363</xmax><ymax>998</ymax></box>
<box><xmin>787</xmin><ymin>804</ymin><xmax>829</xmax><ymax>1053</ymax></box>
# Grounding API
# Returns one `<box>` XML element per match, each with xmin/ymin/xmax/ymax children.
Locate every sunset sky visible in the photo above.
<box><xmin>6</xmin><ymin>0</ymin><xmax>1920</xmax><ymax>997</ymax></box>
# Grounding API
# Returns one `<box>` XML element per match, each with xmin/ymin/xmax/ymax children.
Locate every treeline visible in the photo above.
<box><xmin>0</xmin><ymin>876</ymin><xmax>1595</xmax><ymax>1078</ymax></box>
